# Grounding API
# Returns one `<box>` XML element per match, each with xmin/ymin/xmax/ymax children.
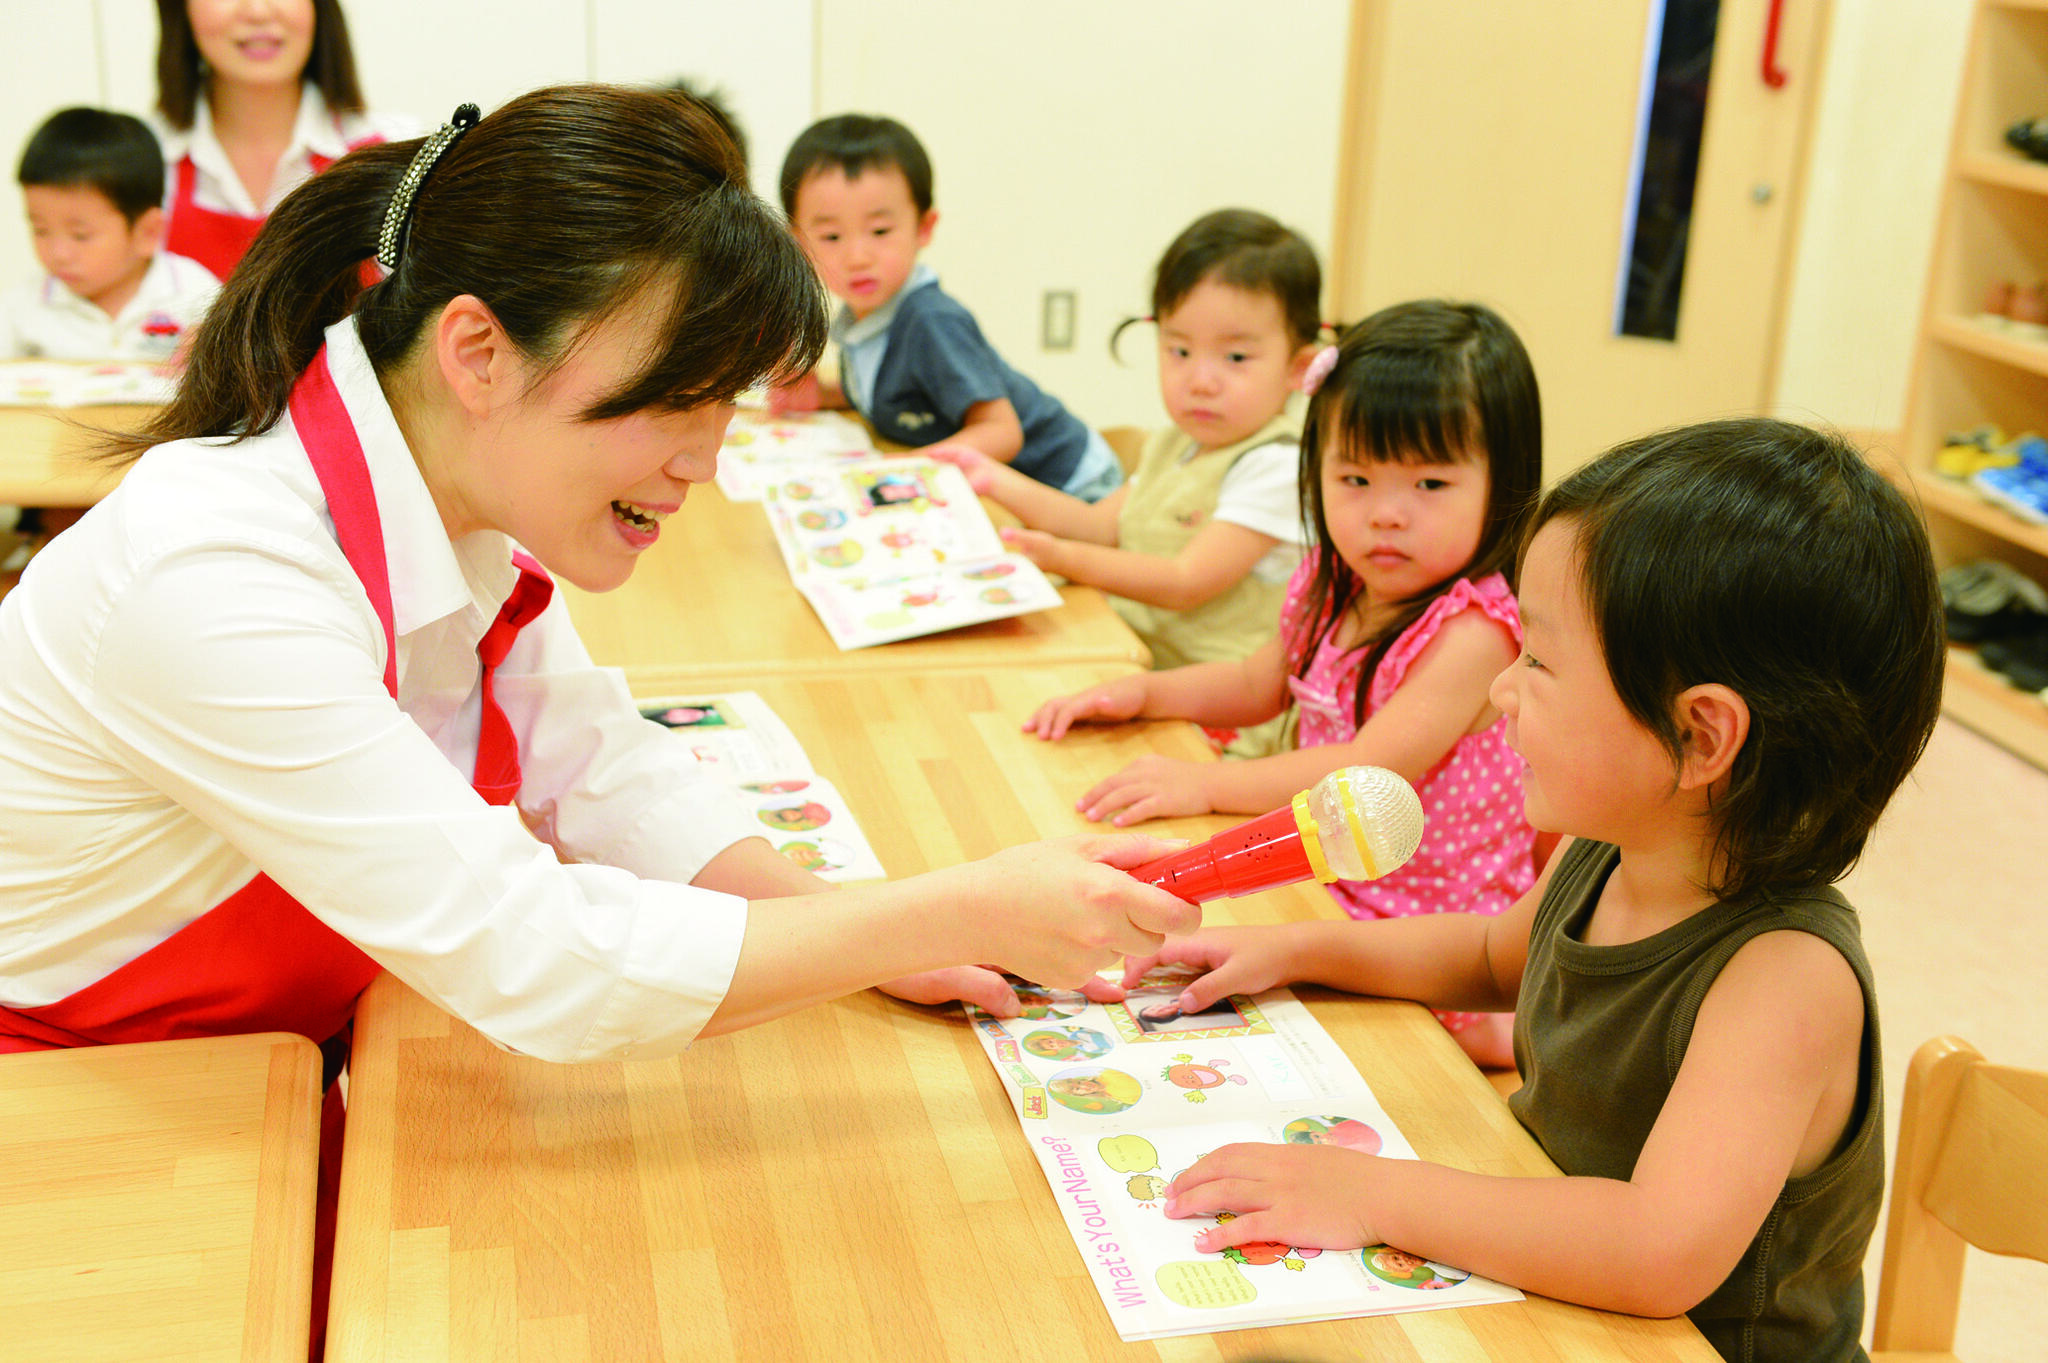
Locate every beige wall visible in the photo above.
<box><xmin>810</xmin><ymin>0</ymin><xmax>1349</xmax><ymax>432</ymax></box>
<box><xmin>1774</xmin><ymin>0</ymin><xmax>1973</xmax><ymax>435</ymax></box>
<box><xmin>0</xmin><ymin>2</ymin><xmax>1972</xmax><ymax>442</ymax></box>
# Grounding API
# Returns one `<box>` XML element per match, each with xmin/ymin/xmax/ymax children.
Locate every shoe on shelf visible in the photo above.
<box><xmin>1942</xmin><ymin>559</ymin><xmax>2048</xmax><ymax>642</ymax></box>
<box><xmin>1979</xmin><ymin>618</ymin><xmax>2048</xmax><ymax>692</ymax></box>
<box><xmin>1936</xmin><ymin>423</ymin><xmax>2015</xmax><ymax>479</ymax></box>
<box><xmin>2006</xmin><ymin>116</ymin><xmax>2048</xmax><ymax>163</ymax></box>
<box><xmin>2011</xmin><ymin>283</ymin><xmax>2048</xmax><ymax>339</ymax></box>
<box><xmin>1969</xmin><ymin>435</ymin><xmax>2048</xmax><ymax>523</ymax></box>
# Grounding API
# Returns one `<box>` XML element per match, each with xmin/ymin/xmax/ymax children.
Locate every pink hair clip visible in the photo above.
<box><xmin>1301</xmin><ymin>345</ymin><xmax>1339</xmax><ymax>396</ymax></box>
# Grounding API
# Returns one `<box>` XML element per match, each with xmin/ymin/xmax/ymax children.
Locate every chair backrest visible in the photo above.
<box><xmin>1100</xmin><ymin>425</ymin><xmax>1146</xmax><ymax>475</ymax></box>
<box><xmin>1870</xmin><ymin>1035</ymin><xmax>2048</xmax><ymax>1353</ymax></box>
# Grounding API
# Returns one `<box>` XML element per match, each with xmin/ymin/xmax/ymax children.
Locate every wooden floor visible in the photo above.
<box><xmin>1845</xmin><ymin>714</ymin><xmax>2048</xmax><ymax>1361</ymax></box>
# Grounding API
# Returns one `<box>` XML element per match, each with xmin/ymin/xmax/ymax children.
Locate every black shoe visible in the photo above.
<box><xmin>1940</xmin><ymin>559</ymin><xmax>2048</xmax><ymax>643</ymax></box>
<box><xmin>1979</xmin><ymin>620</ymin><xmax>2048</xmax><ymax>692</ymax></box>
<box><xmin>2008</xmin><ymin>117</ymin><xmax>2048</xmax><ymax>163</ymax></box>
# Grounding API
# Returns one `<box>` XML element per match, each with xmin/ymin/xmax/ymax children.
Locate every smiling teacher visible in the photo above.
<box><xmin>0</xmin><ymin>86</ymin><xmax>1194</xmax><ymax>1068</ymax></box>
<box><xmin>149</xmin><ymin>0</ymin><xmax>415</xmax><ymax>279</ymax></box>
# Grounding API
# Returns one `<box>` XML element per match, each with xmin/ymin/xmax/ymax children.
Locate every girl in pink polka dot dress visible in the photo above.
<box><xmin>1024</xmin><ymin>301</ymin><xmax>1544</xmax><ymax>1067</ymax></box>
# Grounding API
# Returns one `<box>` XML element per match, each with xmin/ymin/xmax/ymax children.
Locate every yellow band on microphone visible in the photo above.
<box><xmin>1337</xmin><ymin>776</ymin><xmax>1378</xmax><ymax>879</ymax></box>
<box><xmin>1291</xmin><ymin>791</ymin><xmax>1336</xmax><ymax>884</ymax></box>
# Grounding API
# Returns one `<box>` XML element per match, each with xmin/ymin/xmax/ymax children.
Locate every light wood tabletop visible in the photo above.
<box><xmin>0</xmin><ymin>1031</ymin><xmax>324</xmax><ymax>1363</ymax></box>
<box><xmin>557</xmin><ymin>480</ymin><xmax>1151</xmax><ymax>687</ymax></box>
<box><xmin>328</xmin><ymin>667</ymin><xmax>1718</xmax><ymax>1362</ymax></box>
<box><xmin>0</xmin><ymin>404</ymin><xmax>136</xmax><ymax>506</ymax></box>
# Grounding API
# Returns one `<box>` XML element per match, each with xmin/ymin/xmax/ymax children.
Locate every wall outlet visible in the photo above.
<box><xmin>1041</xmin><ymin>289</ymin><xmax>1077</xmax><ymax>351</ymax></box>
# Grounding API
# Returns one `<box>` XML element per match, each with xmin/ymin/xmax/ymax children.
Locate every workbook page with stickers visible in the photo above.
<box><xmin>639</xmin><ymin>691</ymin><xmax>885</xmax><ymax>882</ymax></box>
<box><xmin>964</xmin><ymin>969</ymin><xmax>1521</xmax><ymax>1340</ymax></box>
<box><xmin>714</xmin><ymin>406</ymin><xmax>879</xmax><ymax>501</ymax></box>
<box><xmin>760</xmin><ymin>456</ymin><xmax>1064</xmax><ymax>649</ymax></box>
<box><xmin>0</xmin><ymin>359</ymin><xmax>175</xmax><ymax>406</ymax></box>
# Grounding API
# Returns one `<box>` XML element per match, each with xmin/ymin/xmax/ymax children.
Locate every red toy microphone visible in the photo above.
<box><xmin>1133</xmin><ymin>766</ymin><xmax>1425</xmax><ymax>903</ymax></box>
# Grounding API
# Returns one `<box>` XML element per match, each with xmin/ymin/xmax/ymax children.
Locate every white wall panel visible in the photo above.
<box><xmin>0</xmin><ymin>1</ymin><xmax>111</xmax><ymax>293</ymax></box>
<box><xmin>588</xmin><ymin>0</ymin><xmax>814</xmax><ymax>207</ymax></box>
<box><xmin>814</xmin><ymin>0</ymin><xmax>1348</xmax><ymax>431</ymax></box>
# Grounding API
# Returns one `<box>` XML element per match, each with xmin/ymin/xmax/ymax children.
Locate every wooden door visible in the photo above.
<box><xmin>1330</xmin><ymin>0</ymin><xmax>1834</xmax><ymax>473</ymax></box>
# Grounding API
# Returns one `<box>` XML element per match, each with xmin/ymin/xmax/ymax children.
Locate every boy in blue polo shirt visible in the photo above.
<box><xmin>773</xmin><ymin>114</ymin><xmax>1123</xmax><ymax>501</ymax></box>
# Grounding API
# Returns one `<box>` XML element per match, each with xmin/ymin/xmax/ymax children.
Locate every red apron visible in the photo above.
<box><xmin>166</xmin><ymin>134</ymin><xmax>380</xmax><ymax>280</ymax></box>
<box><xmin>0</xmin><ymin>345</ymin><xmax>554</xmax><ymax>1055</ymax></box>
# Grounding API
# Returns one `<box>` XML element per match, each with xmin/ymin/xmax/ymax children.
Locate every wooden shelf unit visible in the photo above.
<box><xmin>1901</xmin><ymin>0</ymin><xmax>2048</xmax><ymax>769</ymax></box>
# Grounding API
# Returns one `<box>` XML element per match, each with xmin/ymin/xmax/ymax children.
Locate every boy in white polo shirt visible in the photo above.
<box><xmin>1</xmin><ymin>107</ymin><xmax>218</xmax><ymax>573</ymax></box>
<box><xmin>2</xmin><ymin>106</ymin><xmax>218</xmax><ymax>363</ymax></box>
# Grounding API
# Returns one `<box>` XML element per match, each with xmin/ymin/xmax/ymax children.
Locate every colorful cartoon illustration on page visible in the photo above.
<box><xmin>776</xmin><ymin>836</ymin><xmax>865</xmax><ymax>876</ymax></box>
<box><xmin>797</xmin><ymin>507</ymin><xmax>849</xmax><ymax>532</ymax></box>
<box><xmin>1280</xmin><ymin>1115</ymin><xmax>1384</xmax><ymax>1155</ymax></box>
<box><xmin>1162</xmin><ymin>1055</ymin><xmax>1249</xmax><ymax>1103</ymax></box>
<box><xmin>1047</xmin><ymin>1066</ymin><xmax>1143</xmax><ymax>1115</ymax></box>
<box><xmin>854</xmin><ymin>468</ymin><xmax>939</xmax><ymax>509</ymax></box>
<box><xmin>810</xmin><ymin>539</ymin><xmax>863</xmax><ymax>568</ymax></box>
<box><xmin>756</xmin><ymin>800</ymin><xmax>831</xmax><ymax>833</ymax></box>
<box><xmin>1023</xmin><ymin>1026</ymin><xmax>1114</xmax><ymax>1061</ymax></box>
<box><xmin>1362</xmin><ymin>1246</ymin><xmax>1470</xmax><ymax>1290</ymax></box>
<box><xmin>1097</xmin><ymin>1134</ymin><xmax>1173</xmax><ymax>1206</ymax></box>
<box><xmin>1209</xmin><ymin>1215</ymin><xmax>1323</xmax><ymax>1273</ymax></box>
<box><xmin>643</xmin><ymin>700</ymin><xmax>736</xmax><ymax>730</ymax></box>
<box><xmin>1110</xmin><ymin>986</ymin><xmax>1273</xmax><ymax>1044</ymax></box>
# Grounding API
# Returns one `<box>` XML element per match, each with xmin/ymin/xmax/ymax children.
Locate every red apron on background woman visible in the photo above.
<box><xmin>166</xmin><ymin>136</ymin><xmax>381</xmax><ymax>280</ymax></box>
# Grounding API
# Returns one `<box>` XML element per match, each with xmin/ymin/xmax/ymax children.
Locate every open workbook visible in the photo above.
<box><xmin>714</xmin><ymin>406</ymin><xmax>879</xmax><ymax>501</ymax></box>
<box><xmin>639</xmin><ymin>691</ymin><xmax>885</xmax><ymax>882</ymax></box>
<box><xmin>0</xmin><ymin>359</ymin><xmax>175</xmax><ymax>407</ymax></box>
<box><xmin>964</xmin><ymin>969</ymin><xmax>1521</xmax><ymax>1340</ymax></box>
<box><xmin>761</xmin><ymin>455</ymin><xmax>1064</xmax><ymax>649</ymax></box>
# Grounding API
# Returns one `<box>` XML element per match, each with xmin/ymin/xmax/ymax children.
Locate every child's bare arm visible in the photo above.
<box><xmin>1170</xmin><ymin>919</ymin><xmax>1866</xmax><ymax>1319</ymax></box>
<box><xmin>941</xmin><ymin>397</ymin><xmax>1025</xmax><ymax>462</ymax></box>
<box><xmin>930</xmin><ymin>447</ymin><xmax>1124</xmax><ymax>543</ymax></box>
<box><xmin>1334</xmin><ymin>608</ymin><xmax>1518</xmax><ymax>784</ymax></box>
<box><xmin>1087</xmin><ymin>602</ymin><xmax>1517</xmax><ymax>822</ymax></box>
<box><xmin>766</xmin><ymin>367</ymin><xmax>849</xmax><ymax>414</ymax></box>
<box><xmin>1024</xmin><ymin>635</ymin><xmax>1290</xmax><ymax>742</ymax></box>
<box><xmin>1008</xmin><ymin>519</ymin><xmax>1281</xmax><ymax>609</ymax></box>
<box><xmin>1123</xmin><ymin>851</ymin><xmax>1553</xmax><ymax>1012</ymax></box>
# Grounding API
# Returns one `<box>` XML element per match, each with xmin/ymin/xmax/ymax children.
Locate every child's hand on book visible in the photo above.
<box><xmin>926</xmin><ymin>443</ymin><xmax>998</xmax><ymax>495</ymax></box>
<box><xmin>996</xmin><ymin>525</ymin><xmax>1065</xmax><ymax>573</ymax></box>
<box><xmin>1022</xmin><ymin>675</ymin><xmax>1149</xmax><ymax>741</ymax></box>
<box><xmin>1164</xmin><ymin>1141</ymin><xmax>1383</xmax><ymax>1255</ymax></box>
<box><xmin>766</xmin><ymin>371</ymin><xmax>822</xmax><ymax>415</ymax></box>
<box><xmin>1120</xmin><ymin>927</ymin><xmax>1302</xmax><ymax>1014</ymax></box>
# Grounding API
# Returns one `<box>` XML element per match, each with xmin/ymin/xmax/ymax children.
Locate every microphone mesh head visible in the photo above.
<box><xmin>1345</xmin><ymin>766</ymin><xmax>1425</xmax><ymax>876</ymax></box>
<box><xmin>1310</xmin><ymin>766</ymin><xmax>1426</xmax><ymax>880</ymax></box>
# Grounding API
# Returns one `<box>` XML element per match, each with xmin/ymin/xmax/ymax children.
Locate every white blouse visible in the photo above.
<box><xmin>149</xmin><ymin>86</ymin><xmax>419</xmax><ymax>219</ymax></box>
<box><xmin>0</xmin><ymin>318</ymin><xmax>758</xmax><ymax>1062</ymax></box>
<box><xmin>0</xmin><ymin>249</ymin><xmax>220</xmax><ymax>361</ymax></box>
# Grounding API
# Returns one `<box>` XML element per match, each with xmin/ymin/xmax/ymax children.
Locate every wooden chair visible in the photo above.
<box><xmin>1870</xmin><ymin>1036</ymin><xmax>2048</xmax><ymax>1359</ymax></box>
<box><xmin>1101</xmin><ymin>425</ymin><xmax>1146</xmax><ymax>474</ymax></box>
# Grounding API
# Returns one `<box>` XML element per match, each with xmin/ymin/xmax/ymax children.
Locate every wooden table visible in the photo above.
<box><xmin>0</xmin><ymin>1031</ymin><xmax>324</xmax><ymax>1362</ymax></box>
<box><xmin>328</xmin><ymin>667</ymin><xmax>1717</xmax><ymax>1361</ymax></box>
<box><xmin>0</xmin><ymin>405</ymin><xmax>141</xmax><ymax>506</ymax></box>
<box><xmin>558</xmin><ymin>481</ymin><xmax>1151</xmax><ymax>690</ymax></box>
